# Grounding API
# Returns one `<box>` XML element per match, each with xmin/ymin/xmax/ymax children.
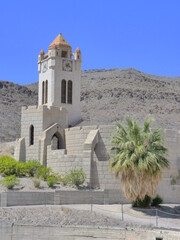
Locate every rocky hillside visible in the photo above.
<box><xmin>1</xmin><ymin>68</ymin><xmax>180</xmax><ymax>142</ymax></box>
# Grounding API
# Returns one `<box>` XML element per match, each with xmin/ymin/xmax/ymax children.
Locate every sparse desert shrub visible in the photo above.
<box><xmin>35</xmin><ymin>166</ymin><xmax>51</xmax><ymax>180</ymax></box>
<box><xmin>32</xmin><ymin>177</ymin><xmax>40</xmax><ymax>188</ymax></box>
<box><xmin>133</xmin><ymin>195</ymin><xmax>152</xmax><ymax>208</ymax></box>
<box><xmin>151</xmin><ymin>195</ymin><xmax>163</xmax><ymax>207</ymax></box>
<box><xmin>46</xmin><ymin>174</ymin><xmax>58</xmax><ymax>188</ymax></box>
<box><xmin>0</xmin><ymin>175</ymin><xmax>19</xmax><ymax>189</ymax></box>
<box><xmin>60</xmin><ymin>206</ymin><xmax>72</xmax><ymax>214</ymax></box>
<box><xmin>60</xmin><ymin>174</ymin><xmax>71</xmax><ymax>186</ymax></box>
<box><xmin>69</xmin><ymin>169</ymin><xmax>86</xmax><ymax>187</ymax></box>
<box><xmin>0</xmin><ymin>156</ymin><xmax>17</xmax><ymax>176</ymax></box>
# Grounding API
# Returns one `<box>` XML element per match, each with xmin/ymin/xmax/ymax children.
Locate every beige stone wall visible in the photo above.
<box><xmin>47</xmin><ymin>146</ymin><xmax>83</xmax><ymax>175</ymax></box>
<box><xmin>19</xmin><ymin>105</ymin><xmax>67</xmax><ymax>162</ymax></box>
<box><xmin>65</xmin><ymin>126</ymin><xmax>98</xmax><ymax>154</ymax></box>
<box><xmin>46</xmin><ymin>125</ymin><xmax>180</xmax><ymax>203</ymax></box>
<box><xmin>21</xmin><ymin>106</ymin><xmax>43</xmax><ymax>161</ymax></box>
<box><xmin>1</xmin><ymin>224</ymin><xmax>180</xmax><ymax>240</ymax></box>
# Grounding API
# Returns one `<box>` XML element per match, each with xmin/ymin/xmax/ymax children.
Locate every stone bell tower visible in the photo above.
<box><xmin>38</xmin><ymin>34</ymin><xmax>82</xmax><ymax>126</ymax></box>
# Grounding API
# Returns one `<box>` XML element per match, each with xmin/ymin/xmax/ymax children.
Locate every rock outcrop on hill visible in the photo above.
<box><xmin>0</xmin><ymin>68</ymin><xmax>180</xmax><ymax>142</ymax></box>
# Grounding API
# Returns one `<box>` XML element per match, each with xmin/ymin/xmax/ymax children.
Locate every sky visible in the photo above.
<box><xmin>0</xmin><ymin>0</ymin><xmax>180</xmax><ymax>85</ymax></box>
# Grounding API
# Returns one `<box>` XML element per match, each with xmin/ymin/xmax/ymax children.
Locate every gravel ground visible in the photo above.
<box><xmin>0</xmin><ymin>204</ymin><xmax>180</xmax><ymax>230</ymax></box>
<box><xmin>0</xmin><ymin>176</ymin><xmax>80</xmax><ymax>192</ymax></box>
<box><xmin>0</xmin><ymin>206</ymin><xmax>130</xmax><ymax>228</ymax></box>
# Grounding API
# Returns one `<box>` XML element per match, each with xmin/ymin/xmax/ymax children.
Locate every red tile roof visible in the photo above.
<box><xmin>48</xmin><ymin>34</ymin><xmax>72</xmax><ymax>50</ymax></box>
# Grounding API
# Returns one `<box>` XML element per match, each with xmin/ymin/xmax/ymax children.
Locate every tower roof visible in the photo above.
<box><xmin>75</xmin><ymin>47</ymin><xmax>81</xmax><ymax>53</ymax></box>
<box><xmin>39</xmin><ymin>49</ymin><xmax>45</xmax><ymax>55</ymax></box>
<box><xmin>48</xmin><ymin>34</ymin><xmax>72</xmax><ymax>50</ymax></box>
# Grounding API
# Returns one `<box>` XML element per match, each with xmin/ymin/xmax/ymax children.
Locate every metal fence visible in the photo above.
<box><xmin>89</xmin><ymin>194</ymin><xmax>180</xmax><ymax>230</ymax></box>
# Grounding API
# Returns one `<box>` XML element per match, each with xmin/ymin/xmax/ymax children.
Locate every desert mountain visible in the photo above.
<box><xmin>0</xmin><ymin>68</ymin><xmax>180</xmax><ymax>143</ymax></box>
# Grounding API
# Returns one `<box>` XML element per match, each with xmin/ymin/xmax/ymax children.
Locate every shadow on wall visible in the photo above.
<box><xmin>91</xmin><ymin>135</ymin><xmax>110</xmax><ymax>188</ymax></box>
<box><xmin>51</xmin><ymin>131</ymin><xmax>64</xmax><ymax>150</ymax></box>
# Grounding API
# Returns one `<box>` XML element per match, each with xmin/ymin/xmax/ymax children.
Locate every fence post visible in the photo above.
<box><xmin>156</xmin><ymin>208</ymin><xmax>158</xmax><ymax>227</ymax></box>
<box><xmin>90</xmin><ymin>189</ymin><xmax>93</xmax><ymax>213</ymax></box>
<box><xmin>121</xmin><ymin>204</ymin><xmax>124</xmax><ymax>221</ymax></box>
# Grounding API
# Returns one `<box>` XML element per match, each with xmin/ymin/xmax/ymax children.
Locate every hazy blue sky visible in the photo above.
<box><xmin>0</xmin><ymin>0</ymin><xmax>180</xmax><ymax>84</ymax></box>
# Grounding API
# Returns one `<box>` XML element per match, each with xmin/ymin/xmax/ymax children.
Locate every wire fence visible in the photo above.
<box><xmin>88</xmin><ymin>194</ymin><xmax>180</xmax><ymax>230</ymax></box>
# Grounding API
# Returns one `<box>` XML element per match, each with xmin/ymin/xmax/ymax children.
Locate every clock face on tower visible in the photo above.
<box><xmin>62</xmin><ymin>59</ymin><xmax>72</xmax><ymax>72</ymax></box>
<box><xmin>42</xmin><ymin>61</ymin><xmax>48</xmax><ymax>73</ymax></box>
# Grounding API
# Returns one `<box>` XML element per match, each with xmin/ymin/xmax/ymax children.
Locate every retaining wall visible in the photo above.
<box><xmin>0</xmin><ymin>190</ymin><xmax>129</xmax><ymax>207</ymax></box>
<box><xmin>0</xmin><ymin>224</ymin><xmax>180</xmax><ymax>240</ymax></box>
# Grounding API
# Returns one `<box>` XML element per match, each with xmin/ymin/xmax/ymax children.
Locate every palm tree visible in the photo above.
<box><xmin>109</xmin><ymin>118</ymin><xmax>169</xmax><ymax>202</ymax></box>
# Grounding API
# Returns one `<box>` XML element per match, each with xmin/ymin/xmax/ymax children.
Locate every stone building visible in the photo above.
<box><xmin>15</xmin><ymin>34</ymin><xmax>81</xmax><ymax>166</ymax></box>
<box><xmin>15</xmin><ymin>34</ymin><xmax>180</xmax><ymax>203</ymax></box>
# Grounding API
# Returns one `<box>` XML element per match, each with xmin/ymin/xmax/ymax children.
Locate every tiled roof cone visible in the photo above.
<box><xmin>39</xmin><ymin>49</ymin><xmax>45</xmax><ymax>55</ymax></box>
<box><xmin>75</xmin><ymin>47</ymin><xmax>81</xmax><ymax>53</ymax></box>
<box><xmin>48</xmin><ymin>33</ymin><xmax>72</xmax><ymax>50</ymax></box>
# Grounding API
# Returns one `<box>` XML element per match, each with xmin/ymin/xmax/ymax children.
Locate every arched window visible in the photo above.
<box><xmin>61</xmin><ymin>80</ymin><xmax>66</xmax><ymax>103</ymax></box>
<box><xmin>29</xmin><ymin>125</ymin><xmax>34</xmax><ymax>146</ymax></box>
<box><xmin>68</xmin><ymin>80</ymin><xmax>72</xmax><ymax>104</ymax></box>
<box><xmin>45</xmin><ymin>80</ymin><xmax>48</xmax><ymax>104</ymax></box>
<box><xmin>42</xmin><ymin>81</ymin><xmax>45</xmax><ymax>104</ymax></box>
<box><xmin>51</xmin><ymin>133</ymin><xmax>61</xmax><ymax>150</ymax></box>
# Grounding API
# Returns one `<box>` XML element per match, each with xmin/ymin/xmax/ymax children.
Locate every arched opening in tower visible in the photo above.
<box><xmin>51</xmin><ymin>132</ymin><xmax>62</xmax><ymax>150</ymax></box>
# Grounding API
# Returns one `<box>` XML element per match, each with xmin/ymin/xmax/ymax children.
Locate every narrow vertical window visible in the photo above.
<box><xmin>29</xmin><ymin>125</ymin><xmax>34</xmax><ymax>146</ymax></box>
<box><xmin>61</xmin><ymin>80</ymin><xmax>66</xmax><ymax>103</ymax></box>
<box><xmin>42</xmin><ymin>81</ymin><xmax>45</xmax><ymax>104</ymax></box>
<box><xmin>45</xmin><ymin>80</ymin><xmax>48</xmax><ymax>104</ymax></box>
<box><xmin>68</xmin><ymin>80</ymin><xmax>72</xmax><ymax>104</ymax></box>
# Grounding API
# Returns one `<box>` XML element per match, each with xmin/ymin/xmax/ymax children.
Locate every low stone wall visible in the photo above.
<box><xmin>47</xmin><ymin>146</ymin><xmax>83</xmax><ymax>174</ymax></box>
<box><xmin>0</xmin><ymin>224</ymin><xmax>180</xmax><ymax>240</ymax></box>
<box><xmin>0</xmin><ymin>190</ymin><xmax>129</xmax><ymax>207</ymax></box>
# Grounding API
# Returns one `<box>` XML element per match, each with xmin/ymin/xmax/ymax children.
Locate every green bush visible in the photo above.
<box><xmin>133</xmin><ymin>195</ymin><xmax>152</xmax><ymax>208</ymax></box>
<box><xmin>151</xmin><ymin>195</ymin><xmax>163</xmax><ymax>207</ymax></box>
<box><xmin>0</xmin><ymin>175</ymin><xmax>19</xmax><ymax>189</ymax></box>
<box><xmin>69</xmin><ymin>169</ymin><xmax>86</xmax><ymax>187</ymax></box>
<box><xmin>0</xmin><ymin>156</ymin><xmax>53</xmax><ymax>180</ymax></box>
<box><xmin>0</xmin><ymin>156</ymin><xmax>17</xmax><ymax>176</ymax></box>
<box><xmin>15</xmin><ymin>162</ymin><xmax>27</xmax><ymax>177</ymax></box>
<box><xmin>24</xmin><ymin>161</ymin><xmax>42</xmax><ymax>177</ymax></box>
<box><xmin>32</xmin><ymin>177</ymin><xmax>40</xmax><ymax>188</ymax></box>
<box><xmin>46</xmin><ymin>175</ymin><xmax>58</xmax><ymax>188</ymax></box>
<box><xmin>35</xmin><ymin>166</ymin><xmax>51</xmax><ymax>180</ymax></box>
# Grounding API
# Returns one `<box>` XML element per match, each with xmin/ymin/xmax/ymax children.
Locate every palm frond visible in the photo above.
<box><xmin>108</xmin><ymin>118</ymin><xmax>169</xmax><ymax>202</ymax></box>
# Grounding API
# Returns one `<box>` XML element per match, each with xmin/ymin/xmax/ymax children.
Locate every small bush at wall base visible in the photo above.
<box><xmin>46</xmin><ymin>175</ymin><xmax>58</xmax><ymax>188</ymax></box>
<box><xmin>151</xmin><ymin>195</ymin><xmax>163</xmax><ymax>207</ymax></box>
<box><xmin>133</xmin><ymin>195</ymin><xmax>152</xmax><ymax>208</ymax></box>
<box><xmin>32</xmin><ymin>177</ymin><xmax>40</xmax><ymax>188</ymax></box>
<box><xmin>35</xmin><ymin>166</ymin><xmax>51</xmax><ymax>180</ymax></box>
<box><xmin>0</xmin><ymin>175</ymin><xmax>19</xmax><ymax>189</ymax></box>
<box><xmin>24</xmin><ymin>161</ymin><xmax>42</xmax><ymax>177</ymax></box>
<box><xmin>59</xmin><ymin>174</ymin><xmax>71</xmax><ymax>186</ymax></box>
<box><xmin>69</xmin><ymin>169</ymin><xmax>86</xmax><ymax>187</ymax></box>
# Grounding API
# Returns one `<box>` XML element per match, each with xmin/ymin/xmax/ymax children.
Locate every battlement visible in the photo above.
<box><xmin>22</xmin><ymin>105</ymin><xmax>67</xmax><ymax>113</ymax></box>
